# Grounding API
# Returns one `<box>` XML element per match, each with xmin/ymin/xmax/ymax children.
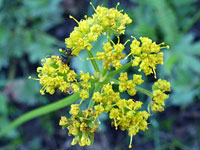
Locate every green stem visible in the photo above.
<box><xmin>107</xmin><ymin>61</ymin><xmax>132</xmax><ymax>78</ymax></box>
<box><xmin>0</xmin><ymin>93</ymin><xmax>80</xmax><ymax>137</ymax></box>
<box><xmin>88</xmin><ymin>82</ymin><xmax>103</xmax><ymax>108</ymax></box>
<box><xmin>100</xmin><ymin>30</ymin><xmax>111</xmax><ymax>77</ymax></box>
<box><xmin>107</xmin><ymin>30</ymin><xmax>112</xmax><ymax>41</ymax></box>
<box><xmin>105</xmin><ymin>78</ymin><xmax>153</xmax><ymax>98</ymax></box>
<box><xmin>91</xmin><ymin>78</ymin><xmax>99</xmax><ymax>84</ymax></box>
<box><xmin>135</xmin><ymin>86</ymin><xmax>153</xmax><ymax>98</ymax></box>
<box><xmin>87</xmin><ymin>50</ymin><xmax>100</xmax><ymax>72</ymax></box>
<box><xmin>102</xmin><ymin>69</ymin><xmax>108</xmax><ymax>77</ymax></box>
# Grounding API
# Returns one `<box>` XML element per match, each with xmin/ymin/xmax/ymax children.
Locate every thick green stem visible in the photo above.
<box><xmin>105</xmin><ymin>77</ymin><xmax>153</xmax><ymax>98</ymax></box>
<box><xmin>87</xmin><ymin>50</ymin><xmax>100</xmax><ymax>72</ymax></box>
<box><xmin>107</xmin><ymin>61</ymin><xmax>132</xmax><ymax>78</ymax></box>
<box><xmin>0</xmin><ymin>93</ymin><xmax>80</xmax><ymax>137</ymax></box>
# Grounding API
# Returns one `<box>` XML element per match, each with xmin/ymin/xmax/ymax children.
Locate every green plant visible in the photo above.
<box><xmin>0</xmin><ymin>0</ymin><xmax>63</xmax><ymax>70</ymax></box>
<box><xmin>0</xmin><ymin>3</ymin><xmax>171</xmax><ymax>148</ymax></box>
<box><xmin>0</xmin><ymin>0</ymin><xmax>64</xmax><ymax>145</ymax></box>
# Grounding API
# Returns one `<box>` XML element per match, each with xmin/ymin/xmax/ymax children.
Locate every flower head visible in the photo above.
<box><xmin>151</xmin><ymin>79</ymin><xmax>171</xmax><ymax>112</ymax></box>
<box><xmin>65</xmin><ymin>4</ymin><xmax>132</xmax><ymax>56</ymax></box>
<box><xmin>130</xmin><ymin>37</ymin><xmax>169</xmax><ymax>76</ymax></box>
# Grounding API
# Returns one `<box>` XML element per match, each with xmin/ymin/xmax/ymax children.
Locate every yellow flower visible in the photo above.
<box><xmin>133</xmin><ymin>74</ymin><xmax>144</xmax><ymax>85</ymax></box>
<box><xmin>154</xmin><ymin>79</ymin><xmax>171</xmax><ymax>92</ymax></box>
<box><xmin>37</xmin><ymin>55</ymin><xmax>77</xmax><ymax>95</ymax></box>
<box><xmin>59</xmin><ymin>116</ymin><xmax>68</xmax><ymax>126</ymax></box>
<box><xmin>119</xmin><ymin>72</ymin><xmax>128</xmax><ymax>82</ymax></box>
<box><xmin>80</xmin><ymin>135</ymin><xmax>91</xmax><ymax>146</ymax></box>
<box><xmin>151</xmin><ymin>79</ymin><xmax>171</xmax><ymax>112</ymax></box>
<box><xmin>130</xmin><ymin>37</ymin><xmax>169</xmax><ymax>76</ymax></box>
<box><xmin>109</xmin><ymin>108</ymin><xmax>121</xmax><ymax>119</ymax></box>
<box><xmin>94</xmin><ymin>105</ymin><xmax>104</xmax><ymax>116</ymax></box>
<box><xmin>71</xmin><ymin>83</ymin><xmax>80</xmax><ymax>93</ymax></box>
<box><xmin>92</xmin><ymin>92</ymin><xmax>103</xmax><ymax>103</ymax></box>
<box><xmin>65</xmin><ymin>4</ymin><xmax>132</xmax><ymax>56</ymax></box>
<box><xmin>79</xmin><ymin>90</ymin><xmax>89</xmax><ymax>100</ymax></box>
<box><xmin>69</xmin><ymin>104</ymin><xmax>80</xmax><ymax>115</ymax></box>
<box><xmin>35</xmin><ymin>3</ymin><xmax>171</xmax><ymax>149</ymax></box>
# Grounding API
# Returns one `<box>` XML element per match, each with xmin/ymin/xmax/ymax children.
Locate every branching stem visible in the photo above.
<box><xmin>87</xmin><ymin>50</ymin><xmax>100</xmax><ymax>72</ymax></box>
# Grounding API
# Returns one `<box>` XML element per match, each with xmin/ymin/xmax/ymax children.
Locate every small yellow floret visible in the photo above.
<box><xmin>59</xmin><ymin>116</ymin><xmax>68</xmax><ymax>126</ymax></box>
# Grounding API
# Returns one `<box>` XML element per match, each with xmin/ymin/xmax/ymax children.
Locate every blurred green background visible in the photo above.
<box><xmin>0</xmin><ymin>0</ymin><xmax>200</xmax><ymax>149</ymax></box>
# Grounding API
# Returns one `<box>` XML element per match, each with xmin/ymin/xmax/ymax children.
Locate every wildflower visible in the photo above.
<box><xmin>79</xmin><ymin>90</ymin><xmax>89</xmax><ymax>100</ymax></box>
<box><xmin>37</xmin><ymin>55</ymin><xmax>76</xmax><ymax>95</ymax></box>
<box><xmin>95</xmin><ymin>40</ymin><xmax>126</xmax><ymax>70</ymax></box>
<box><xmin>60</xmin><ymin>108</ymin><xmax>99</xmax><ymax>147</ymax></box>
<box><xmin>92</xmin><ymin>92</ymin><xmax>103</xmax><ymax>103</ymax></box>
<box><xmin>130</xmin><ymin>37</ymin><xmax>169</xmax><ymax>76</ymax></box>
<box><xmin>118</xmin><ymin>72</ymin><xmax>137</xmax><ymax>96</ymax></box>
<box><xmin>133</xmin><ymin>74</ymin><xmax>144</xmax><ymax>85</ymax></box>
<box><xmin>35</xmin><ymin>3</ymin><xmax>171</xmax><ymax>149</ymax></box>
<box><xmin>65</xmin><ymin>4</ymin><xmax>132</xmax><ymax>56</ymax></box>
<box><xmin>59</xmin><ymin>116</ymin><xmax>68</xmax><ymax>126</ymax></box>
<box><xmin>69</xmin><ymin>104</ymin><xmax>80</xmax><ymax>115</ymax></box>
<box><xmin>151</xmin><ymin>79</ymin><xmax>171</xmax><ymax>112</ymax></box>
<box><xmin>94</xmin><ymin>105</ymin><xmax>104</xmax><ymax>116</ymax></box>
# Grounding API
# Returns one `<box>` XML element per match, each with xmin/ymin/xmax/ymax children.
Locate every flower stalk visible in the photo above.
<box><xmin>0</xmin><ymin>93</ymin><xmax>80</xmax><ymax>137</ymax></box>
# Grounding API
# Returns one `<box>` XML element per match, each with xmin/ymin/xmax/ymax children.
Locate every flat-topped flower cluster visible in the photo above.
<box><xmin>36</xmin><ymin>3</ymin><xmax>171</xmax><ymax>148</ymax></box>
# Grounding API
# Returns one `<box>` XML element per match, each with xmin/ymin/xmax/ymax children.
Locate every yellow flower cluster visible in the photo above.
<box><xmin>37</xmin><ymin>56</ymin><xmax>73</xmax><ymax>95</ymax></box>
<box><xmin>130</xmin><ymin>37</ymin><xmax>169</xmax><ymax>76</ymax></box>
<box><xmin>35</xmin><ymin>3</ymin><xmax>172</xmax><ymax>149</ymax></box>
<box><xmin>93</xmin><ymin>4</ymin><xmax>132</xmax><ymax>35</ymax></box>
<box><xmin>96</xmin><ymin>41</ymin><xmax>126</xmax><ymax>70</ymax></box>
<box><xmin>151</xmin><ymin>79</ymin><xmax>171</xmax><ymax>112</ymax></box>
<box><xmin>59</xmin><ymin>105</ymin><xmax>99</xmax><ymax>146</ymax></box>
<box><xmin>118</xmin><ymin>72</ymin><xmax>144</xmax><ymax>96</ymax></box>
<box><xmin>65</xmin><ymin>4</ymin><xmax>132</xmax><ymax>56</ymax></box>
<box><xmin>37</xmin><ymin>56</ymin><xmax>93</xmax><ymax>100</ymax></box>
<box><xmin>74</xmin><ymin>71</ymin><xmax>94</xmax><ymax>101</ymax></box>
<box><xmin>92</xmin><ymin>83</ymin><xmax>150</xmax><ymax>148</ymax></box>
